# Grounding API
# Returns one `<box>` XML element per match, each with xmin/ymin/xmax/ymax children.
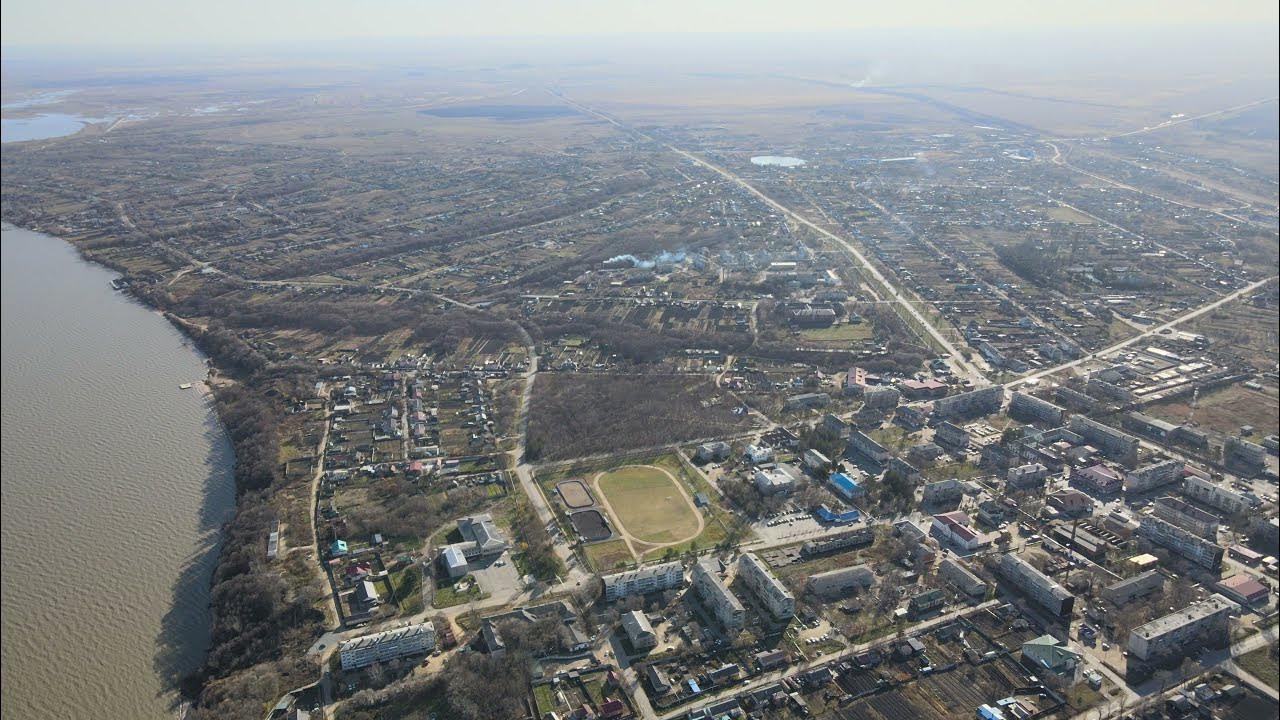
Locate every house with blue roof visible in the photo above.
<box><xmin>830</xmin><ymin>472</ymin><xmax>866</xmax><ymax>500</ymax></box>
<box><xmin>330</xmin><ymin>539</ymin><xmax>349</xmax><ymax>557</ymax></box>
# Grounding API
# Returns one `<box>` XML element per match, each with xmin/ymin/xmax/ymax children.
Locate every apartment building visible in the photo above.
<box><xmin>1137</xmin><ymin>516</ymin><xmax>1225</xmax><ymax>570</ymax></box>
<box><xmin>692</xmin><ymin>559</ymin><xmax>745</xmax><ymax>635</ymax></box>
<box><xmin>339</xmin><ymin>622</ymin><xmax>436</xmax><ymax>670</ymax></box>
<box><xmin>1127</xmin><ymin>595</ymin><xmax>1233</xmax><ymax>662</ymax></box>
<box><xmin>738</xmin><ymin>553</ymin><xmax>796</xmax><ymax>621</ymax></box>
<box><xmin>806</xmin><ymin>565</ymin><xmax>874</xmax><ymax>599</ymax></box>
<box><xmin>602</xmin><ymin>561</ymin><xmax>684</xmax><ymax>601</ymax></box>
<box><xmin>1183</xmin><ymin>475</ymin><xmax>1251</xmax><ymax>515</ymax></box>
<box><xmin>996</xmin><ymin>553</ymin><xmax>1075</xmax><ymax>618</ymax></box>
<box><xmin>1101</xmin><ymin>571</ymin><xmax>1164</xmax><ymax>606</ymax></box>
<box><xmin>1125</xmin><ymin>459</ymin><xmax>1183</xmax><ymax>494</ymax></box>
<box><xmin>938</xmin><ymin>557</ymin><xmax>988</xmax><ymax>598</ymax></box>
<box><xmin>1152</xmin><ymin>496</ymin><xmax>1220</xmax><ymax>539</ymax></box>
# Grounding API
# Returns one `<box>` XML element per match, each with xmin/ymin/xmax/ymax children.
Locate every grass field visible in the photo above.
<box><xmin>583</xmin><ymin>538</ymin><xmax>634</xmax><ymax>572</ymax></box>
<box><xmin>1147</xmin><ymin>383</ymin><xmax>1280</xmax><ymax>439</ymax></box>
<box><xmin>597</xmin><ymin>465</ymin><xmax>701</xmax><ymax>544</ymax></box>
<box><xmin>431</xmin><ymin>575</ymin><xmax>489</xmax><ymax>608</ymax></box>
<box><xmin>1237</xmin><ymin>644</ymin><xmax>1279</xmax><ymax>691</ymax></box>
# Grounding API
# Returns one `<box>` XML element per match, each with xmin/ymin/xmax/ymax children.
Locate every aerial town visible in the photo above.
<box><xmin>2</xmin><ymin>50</ymin><xmax>1277</xmax><ymax>720</ymax></box>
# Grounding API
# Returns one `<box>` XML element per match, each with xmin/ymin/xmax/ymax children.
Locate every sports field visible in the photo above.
<box><xmin>595</xmin><ymin>465</ymin><xmax>701</xmax><ymax>545</ymax></box>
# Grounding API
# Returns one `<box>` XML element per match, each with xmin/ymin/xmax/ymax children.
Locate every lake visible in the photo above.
<box><xmin>1</xmin><ymin>114</ymin><xmax>110</xmax><ymax>143</ymax></box>
<box><xmin>750</xmin><ymin>155</ymin><xmax>806</xmax><ymax>167</ymax></box>
<box><xmin>0</xmin><ymin>224</ymin><xmax>236</xmax><ymax>719</ymax></box>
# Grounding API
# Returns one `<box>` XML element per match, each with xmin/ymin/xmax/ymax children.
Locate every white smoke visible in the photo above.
<box><xmin>604</xmin><ymin>249</ymin><xmax>687</xmax><ymax>269</ymax></box>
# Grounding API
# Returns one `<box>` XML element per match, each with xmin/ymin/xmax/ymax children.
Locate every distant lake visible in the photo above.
<box><xmin>419</xmin><ymin>104</ymin><xmax>577</xmax><ymax>121</ymax></box>
<box><xmin>1</xmin><ymin>113</ymin><xmax>109</xmax><ymax>143</ymax></box>
<box><xmin>751</xmin><ymin>155</ymin><xmax>806</xmax><ymax>167</ymax></box>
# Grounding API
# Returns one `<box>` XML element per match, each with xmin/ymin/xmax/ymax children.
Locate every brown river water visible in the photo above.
<box><xmin>1</xmin><ymin>224</ymin><xmax>235</xmax><ymax>719</ymax></box>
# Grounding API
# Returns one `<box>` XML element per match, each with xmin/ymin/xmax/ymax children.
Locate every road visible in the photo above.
<box><xmin>1005</xmin><ymin>275</ymin><xmax>1277</xmax><ymax>389</ymax></box>
<box><xmin>551</xmin><ymin>89</ymin><xmax>987</xmax><ymax>384</ymax></box>
<box><xmin>655</xmin><ymin>599</ymin><xmax>999</xmax><ymax>720</ymax></box>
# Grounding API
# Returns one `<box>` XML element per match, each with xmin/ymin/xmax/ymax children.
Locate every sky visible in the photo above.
<box><xmin>2</xmin><ymin>0</ymin><xmax>1278</xmax><ymax>47</ymax></box>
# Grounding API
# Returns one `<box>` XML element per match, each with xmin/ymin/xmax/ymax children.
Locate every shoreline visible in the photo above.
<box><xmin>1</xmin><ymin>219</ymin><xmax>235</xmax><ymax>706</ymax></box>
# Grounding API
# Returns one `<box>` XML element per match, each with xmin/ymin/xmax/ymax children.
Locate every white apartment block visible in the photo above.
<box><xmin>602</xmin><ymin>561</ymin><xmax>684</xmax><ymax>601</ymax></box>
<box><xmin>737</xmin><ymin>553</ymin><xmax>796</xmax><ymax>621</ymax></box>
<box><xmin>339</xmin><ymin>622</ymin><xmax>436</xmax><ymax>670</ymax></box>
<box><xmin>692</xmin><ymin>559</ymin><xmax>745</xmax><ymax>635</ymax></box>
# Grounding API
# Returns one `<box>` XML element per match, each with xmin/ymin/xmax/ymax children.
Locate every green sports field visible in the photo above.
<box><xmin>596</xmin><ymin>465</ymin><xmax>701</xmax><ymax>545</ymax></box>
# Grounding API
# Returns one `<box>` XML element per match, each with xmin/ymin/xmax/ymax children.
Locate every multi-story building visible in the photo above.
<box><xmin>934</xmin><ymin>421</ymin><xmax>971</xmax><ymax>450</ymax></box>
<box><xmin>621</xmin><ymin>610</ymin><xmax>658</xmax><ymax>650</ymax></box>
<box><xmin>1225</xmin><ymin>437</ymin><xmax>1267</xmax><ymax>469</ymax></box>
<box><xmin>1183</xmin><ymin>475</ymin><xmax>1251</xmax><ymax>515</ymax></box>
<box><xmin>908</xmin><ymin>588</ymin><xmax>947</xmax><ymax>616</ymax></box>
<box><xmin>938</xmin><ymin>557</ymin><xmax>988</xmax><ymax>598</ymax></box>
<box><xmin>931</xmin><ymin>386</ymin><xmax>1003</xmax><ymax>420</ymax></box>
<box><xmin>602</xmin><ymin>561</ymin><xmax>684</xmax><ymax>601</ymax></box>
<box><xmin>737</xmin><ymin>553</ymin><xmax>795</xmax><ymax>621</ymax></box>
<box><xmin>754</xmin><ymin>465</ymin><xmax>797</xmax><ymax>495</ymax></box>
<box><xmin>1071</xmin><ymin>464</ymin><xmax>1124</xmax><ymax>495</ymax></box>
<box><xmin>847</xmin><ymin>430</ymin><xmax>890</xmax><ymax>464</ymax></box>
<box><xmin>803</xmin><ymin>448</ymin><xmax>832</xmax><ymax>474</ymax></box>
<box><xmin>785</xmin><ymin>392</ymin><xmax>830</xmax><ymax>411</ymax></box>
<box><xmin>996</xmin><ymin>553</ymin><xmax>1075</xmax><ymax>618</ymax></box>
<box><xmin>339</xmin><ymin>622</ymin><xmax>436</xmax><ymax>670</ymax></box>
<box><xmin>821</xmin><ymin>413</ymin><xmax>851</xmax><ymax>437</ymax></box>
<box><xmin>1152</xmin><ymin>496</ymin><xmax>1220</xmax><ymax>539</ymax></box>
<box><xmin>1127</xmin><ymin>595</ymin><xmax>1233</xmax><ymax>662</ymax></box>
<box><xmin>438</xmin><ymin>513</ymin><xmax>509</xmax><ymax>569</ymax></box>
<box><xmin>1007</xmin><ymin>463</ymin><xmax>1049</xmax><ymax>490</ymax></box>
<box><xmin>1055</xmin><ymin>385</ymin><xmax>1099</xmax><ymax>413</ymax></box>
<box><xmin>692</xmin><ymin>559</ymin><xmax>745</xmax><ymax>635</ymax></box>
<box><xmin>931</xmin><ymin>511</ymin><xmax>990</xmax><ymax>552</ymax></box>
<box><xmin>923</xmin><ymin>477</ymin><xmax>965</xmax><ymax>504</ymax></box>
<box><xmin>1008</xmin><ymin>392</ymin><xmax>1068</xmax><ymax>426</ymax></box>
<box><xmin>1125</xmin><ymin>459</ymin><xmax>1183</xmax><ymax>494</ymax></box>
<box><xmin>806</xmin><ymin>565</ymin><xmax>874</xmax><ymax>599</ymax></box>
<box><xmin>1137</xmin><ymin>516</ymin><xmax>1224</xmax><ymax>569</ymax></box>
<box><xmin>1101</xmin><ymin>571</ymin><xmax>1164</xmax><ymax>606</ymax></box>
<box><xmin>863</xmin><ymin>385</ymin><xmax>902</xmax><ymax>409</ymax></box>
<box><xmin>1068</xmin><ymin>416</ymin><xmax>1140</xmax><ymax>467</ymax></box>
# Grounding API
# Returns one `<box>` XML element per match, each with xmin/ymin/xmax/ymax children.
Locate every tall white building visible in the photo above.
<box><xmin>339</xmin><ymin>623</ymin><xmax>436</xmax><ymax>670</ymax></box>
<box><xmin>692</xmin><ymin>559</ymin><xmax>745</xmax><ymax>635</ymax></box>
<box><xmin>737</xmin><ymin>553</ymin><xmax>795</xmax><ymax>621</ymax></box>
<box><xmin>602</xmin><ymin>562</ymin><xmax>684</xmax><ymax>601</ymax></box>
